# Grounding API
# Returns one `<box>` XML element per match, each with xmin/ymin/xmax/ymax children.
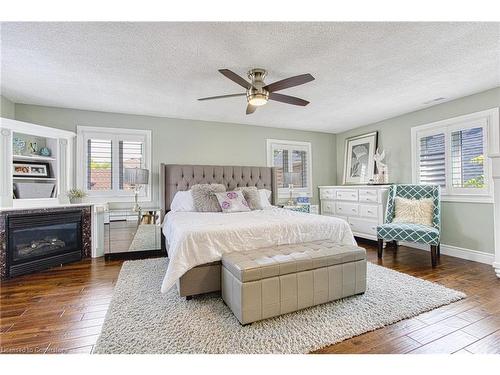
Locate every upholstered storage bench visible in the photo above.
<box><xmin>221</xmin><ymin>240</ymin><xmax>367</xmax><ymax>325</ymax></box>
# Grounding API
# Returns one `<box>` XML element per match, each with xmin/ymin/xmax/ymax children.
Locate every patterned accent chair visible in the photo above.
<box><xmin>377</xmin><ymin>184</ymin><xmax>441</xmax><ymax>267</ymax></box>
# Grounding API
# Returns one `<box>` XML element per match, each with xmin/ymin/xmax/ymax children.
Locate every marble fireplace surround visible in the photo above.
<box><xmin>0</xmin><ymin>205</ymin><xmax>92</xmax><ymax>279</ymax></box>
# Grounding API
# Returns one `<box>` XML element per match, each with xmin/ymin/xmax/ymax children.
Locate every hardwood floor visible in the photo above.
<box><xmin>1</xmin><ymin>240</ymin><xmax>499</xmax><ymax>354</ymax></box>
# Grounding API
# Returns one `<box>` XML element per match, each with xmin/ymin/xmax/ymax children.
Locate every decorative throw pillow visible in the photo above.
<box><xmin>393</xmin><ymin>197</ymin><xmax>434</xmax><ymax>226</ymax></box>
<box><xmin>258</xmin><ymin>189</ymin><xmax>272</xmax><ymax>208</ymax></box>
<box><xmin>214</xmin><ymin>191</ymin><xmax>251</xmax><ymax>213</ymax></box>
<box><xmin>170</xmin><ymin>190</ymin><xmax>195</xmax><ymax>212</ymax></box>
<box><xmin>235</xmin><ymin>186</ymin><xmax>263</xmax><ymax>210</ymax></box>
<box><xmin>191</xmin><ymin>184</ymin><xmax>226</xmax><ymax>212</ymax></box>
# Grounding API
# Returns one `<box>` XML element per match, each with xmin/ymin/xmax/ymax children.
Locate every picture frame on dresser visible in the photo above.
<box><xmin>343</xmin><ymin>131</ymin><xmax>378</xmax><ymax>184</ymax></box>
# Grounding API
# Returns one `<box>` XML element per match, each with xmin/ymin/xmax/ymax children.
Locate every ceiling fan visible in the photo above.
<box><xmin>198</xmin><ymin>68</ymin><xmax>315</xmax><ymax>115</ymax></box>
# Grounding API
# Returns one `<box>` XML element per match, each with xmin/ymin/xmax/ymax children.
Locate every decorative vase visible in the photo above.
<box><xmin>39</xmin><ymin>147</ymin><xmax>51</xmax><ymax>157</ymax></box>
<box><xmin>70</xmin><ymin>197</ymin><xmax>82</xmax><ymax>204</ymax></box>
<box><xmin>13</xmin><ymin>137</ymin><xmax>26</xmax><ymax>155</ymax></box>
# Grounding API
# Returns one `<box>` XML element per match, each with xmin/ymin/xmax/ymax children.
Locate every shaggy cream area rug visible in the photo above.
<box><xmin>93</xmin><ymin>258</ymin><xmax>465</xmax><ymax>354</ymax></box>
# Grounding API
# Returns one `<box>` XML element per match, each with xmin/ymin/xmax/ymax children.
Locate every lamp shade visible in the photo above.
<box><xmin>124</xmin><ymin>168</ymin><xmax>149</xmax><ymax>185</ymax></box>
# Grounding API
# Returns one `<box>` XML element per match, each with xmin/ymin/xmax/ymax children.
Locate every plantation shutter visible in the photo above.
<box><xmin>272</xmin><ymin>147</ymin><xmax>289</xmax><ymax>188</ymax></box>
<box><xmin>451</xmin><ymin>127</ymin><xmax>485</xmax><ymax>189</ymax></box>
<box><xmin>87</xmin><ymin>139</ymin><xmax>112</xmax><ymax>190</ymax></box>
<box><xmin>119</xmin><ymin>141</ymin><xmax>144</xmax><ymax>189</ymax></box>
<box><xmin>418</xmin><ymin>133</ymin><xmax>446</xmax><ymax>187</ymax></box>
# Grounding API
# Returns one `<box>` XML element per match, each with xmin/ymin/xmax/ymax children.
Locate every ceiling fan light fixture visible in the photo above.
<box><xmin>247</xmin><ymin>92</ymin><xmax>268</xmax><ymax>106</ymax></box>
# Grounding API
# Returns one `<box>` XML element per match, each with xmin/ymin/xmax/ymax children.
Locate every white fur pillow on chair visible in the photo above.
<box><xmin>393</xmin><ymin>197</ymin><xmax>434</xmax><ymax>226</ymax></box>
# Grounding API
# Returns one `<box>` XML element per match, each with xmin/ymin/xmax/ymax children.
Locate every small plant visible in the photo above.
<box><xmin>67</xmin><ymin>188</ymin><xmax>87</xmax><ymax>199</ymax></box>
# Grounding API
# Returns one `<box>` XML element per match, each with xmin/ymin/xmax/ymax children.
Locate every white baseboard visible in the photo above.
<box><xmin>399</xmin><ymin>241</ymin><xmax>494</xmax><ymax>265</ymax></box>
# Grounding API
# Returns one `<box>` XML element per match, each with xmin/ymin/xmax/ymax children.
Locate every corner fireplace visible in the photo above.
<box><xmin>6</xmin><ymin>211</ymin><xmax>83</xmax><ymax>277</ymax></box>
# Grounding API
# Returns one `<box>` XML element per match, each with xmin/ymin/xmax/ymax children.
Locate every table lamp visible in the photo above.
<box><xmin>284</xmin><ymin>172</ymin><xmax>301</xmax><ymax>206</ymax></box>
<box><xmin>124</xmin><ymin>167</ymin><xmax>149</xmax><ymax>212</ymax></box>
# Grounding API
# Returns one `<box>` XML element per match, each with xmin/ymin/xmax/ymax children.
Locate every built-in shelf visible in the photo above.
<box><xmin>13</xmin><ymin>154</ymin><xmax>56</xmax><ymax>161</ymax></box>
<box><xmin>1</xmin><ymin>117</ymin><xmax>76</xmax><ymax>208</ymax></box>
<box><xmin>13</xmin><ymin>177</ymin><xmax>57</xmax><ymax>181</ymax></box>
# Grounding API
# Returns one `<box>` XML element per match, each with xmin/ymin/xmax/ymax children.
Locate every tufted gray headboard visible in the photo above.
<box><xmin>159</xmin><ymin>164</ymin><xmax>278</xmax><ymax>212</ymax></box>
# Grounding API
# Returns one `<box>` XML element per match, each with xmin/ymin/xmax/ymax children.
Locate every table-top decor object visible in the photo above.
<box><xmin>67</xmin><ymin>188</ymin><xmax>87</xmax><ymax>204</ymax></box>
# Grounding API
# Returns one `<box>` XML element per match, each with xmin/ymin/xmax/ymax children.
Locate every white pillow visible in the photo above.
<box><xmin>393</xmin><ymin>197</ymin><xmax>434</xmax><ymax>226</ymax></box>
<box><xmin>170</xmin><ymin>190</ymin><xmax>195</xmax><ymax>212</ymax></box>
<box><xmin>258</xmin><ymin>189</ymin><xmax>272</xmax><ymax>208</ymax></box>
<box><xmin>214</xmin><ymin>191</ymin><xmax>251</xmax><ymax>213</ymax></box>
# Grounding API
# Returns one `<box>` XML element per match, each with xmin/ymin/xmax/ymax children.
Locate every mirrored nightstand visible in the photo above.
<box><xmin>105</xmin><ymin>208</ymin><xmax>164</xmax><ymax>259</ymax></box>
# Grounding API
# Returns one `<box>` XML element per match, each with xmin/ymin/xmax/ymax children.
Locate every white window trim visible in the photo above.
<box><xmin>76</xmin><ymin>126</ymin><xmax>152</xmax><ymax>204</ymax></box>
<box><xmin>266</xmin><ymin>139</ymin><xmax>313</xmax><ymax>198</ymax></box>
<box><xmin>411</xmin><ymin>108</ymin><xmax>499</xmax><ymax>204</ymax></box>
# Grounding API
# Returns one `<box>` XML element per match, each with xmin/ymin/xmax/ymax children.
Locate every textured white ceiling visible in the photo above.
<box><xmin>1</xmin><ymin>22</ymin><xmax>499</xmax><ymax>133</ymax></box>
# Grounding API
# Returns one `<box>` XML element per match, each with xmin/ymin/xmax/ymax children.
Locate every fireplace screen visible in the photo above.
<box><xmin>7</xmin><ymin>210</ymin><xmax>83</xmax><ymax>277</ymax></box>
<box><xmin>11</xmin><ymin>222</ymin><xmax>79</xmax><ymax>262</ymax></box>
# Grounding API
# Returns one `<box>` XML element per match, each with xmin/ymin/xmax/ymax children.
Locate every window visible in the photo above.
<box><xmin>77</xmin><ymin>126</ymin><xmax>151</xmax><ymax>202</ymax></box>
<box><xmin>418</xmin><ymin>133</ymin><xmax>446</xmax><ymax>187</ymax></box>
<box><xmin>412</xmin><ymin>109</ymin><xmax>497</xmax><ymax>202</ymax></box>
<box><xmin>267</xmin><ymin>139</ymin><xmax>312</xmax><ymax>198</ymax></box>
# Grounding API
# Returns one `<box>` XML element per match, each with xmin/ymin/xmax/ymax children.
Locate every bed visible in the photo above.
<box><xmin>159</xmin><ymin>164</ymin><xmax>356</xmax><ymax>296</ymax></box>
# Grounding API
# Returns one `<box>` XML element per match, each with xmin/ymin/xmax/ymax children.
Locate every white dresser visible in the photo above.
<box><xmin>319</xmin><ymin>185</ymin><xmax>389</xmax><ymax>241</ymax></box>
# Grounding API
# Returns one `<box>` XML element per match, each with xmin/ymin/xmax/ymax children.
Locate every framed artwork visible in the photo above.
<box><xmin>13</xmin><ymin>161</ymin><xmax>50</xmax><ymax>178</ymax></box>
<box><xmin>343</xmin><ymin>131</ymin><xmax>378</xmax><ymax>184</ymax></box>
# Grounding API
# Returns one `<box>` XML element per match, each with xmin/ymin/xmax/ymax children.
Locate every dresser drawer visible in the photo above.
<box><xmin>358</xmin><ymin>188</ymin><xmax>377</xmax><ymax>197</ymax></box>
<box><xmin>335</xmin><ymin>202</ymin><xmax>359</xmax><ymax>216</ymax></box>
<box><xmin>348</xmin><ymin>217</ymin><xmax>378</xmax><ymax>236</ymax></box>
<box><xmin>336</xmin><ymin>190</ymin><xmax>358</xmax><ymax>201</ymax></box>
<box><xmin>359</xmin><ymin>205</ymin><xmax>378</xmax><ymax>218</ymax></box>
<box><xmin>320</xmin><ymin>188</ymin><xmax>336</xmax><ymax>200</ymax></box>
<box><xmin>359</xmin><ymin>194</ymin><xmax>378</xmax><ymax>203</ymax></box>
<box><xmin>321</xmin><ymin>200</ymin><xmax>335</xmax><ymax>214</ymax></box>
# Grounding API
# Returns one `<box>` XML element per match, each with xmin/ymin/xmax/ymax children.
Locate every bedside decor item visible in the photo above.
<box><xmin>67</xmin><ymin>188</ymin><xmax>87</xmax><ymax>204</ymax></box>
<box><xmin>284</xmin><ymin>172</ymin><xmax>301</xmax><ymax>206</ymax></box>
<box><xmin>13</xmin><ymin>161</ymin><xmax>50</xmax><ymax>177</ymax></box>
<box><xmin>124</xmin><ymin>168</ymin><xmax>150</xmax><ymax>212</ymax></box>
<box><xmin>343</xmin><ymin>131</ymin><xmax>378</xmax><ymax>184</ymax></box>
<box><xmin>283</xmin><ymin>204</ymin><xmax>310</xmax><ymax>213</ymax></box>
<box><xmin>39</xmin><ymin>147</ymin><xmax>51</xmax><ymax>157</ymax></box>
<box><xmin>296</xmin><ymin>196</ymin><xmax>310</xmax><ymax>204</ymax></box>
<box><xmin>12</xmin><ymin>137</ymin><xmax>26</xmax><ymax>155</ymax></box>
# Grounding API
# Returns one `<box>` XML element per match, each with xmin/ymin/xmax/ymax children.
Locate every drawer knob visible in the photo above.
<box><xmin>367</xmin><ymin>210</ymin><xmax>372</xmax><ymax>214</ymax></box>
<box><xmin>338</xmin><ymin>207</ymin><xmax>342</xmax><ymax>210</ymax></box>
<box><xmin>351</xmin><ymin>208</ymin><xmax>356</xmax><ymax>211</ymax></box>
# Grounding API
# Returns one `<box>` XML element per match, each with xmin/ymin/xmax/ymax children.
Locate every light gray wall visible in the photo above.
<box><xmin>0</xmin><ymin>95</ymin><xmax>15</xmax><ymax>119</ymax></box>
<box><xmin>335</xmin><ymin>87</ymin><xmax>500</xmax><ymax>254</ymax></box>
<box><xmin>13</xmin><ymin>104</ymin><xmax>337</xmax><ymax>206</ymax></box>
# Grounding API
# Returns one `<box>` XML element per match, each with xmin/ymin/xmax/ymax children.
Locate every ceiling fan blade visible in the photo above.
<box><xmin>219</xmin><ymin>69</ymin><xmax>253</xmax><ymax>90</ymax></box>
<box><xmin>246</xmin><ymin>104</ymin><xmax>257</xmax><ymax>115</ymax></box>
<box><xmin>269</xmin><ymin>92</ymin><xmax>310</xmax><ymax>106</ymax></box>
<box><xmin>263</xmin><ymin>73</ymin><xmax>315</xmax><ymax>92</ymax></box>
<box><xmin>198</xmin><ymin>93</ymin><xmax>246</xmax><ymax>101</ymax></box>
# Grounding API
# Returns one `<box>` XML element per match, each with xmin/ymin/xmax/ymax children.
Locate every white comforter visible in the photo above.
<box><xmin>161</xmin><ymin>207</ymin><xmax>356</xmax><ymax>293</ymax></box>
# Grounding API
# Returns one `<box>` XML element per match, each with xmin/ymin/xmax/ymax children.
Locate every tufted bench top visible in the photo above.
<box><xmin>222</xmin><ymin>240</ymin><xmax>366</xmax><ymax>283</ymax></box>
